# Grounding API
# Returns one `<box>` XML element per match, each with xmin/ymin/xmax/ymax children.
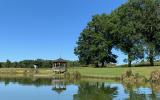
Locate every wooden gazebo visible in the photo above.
<box><xmin>52</xmin><ymin>58</ymin><xmax>67</xmax><ymax>73</ymax></box>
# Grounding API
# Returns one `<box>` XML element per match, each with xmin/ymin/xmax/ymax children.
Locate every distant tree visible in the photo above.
<box><xmin>68</xmin><ymin>60</ymin><xmax>81</xmax><ymax>67</ymax></box>
<box><xmin>41</xmin><ymin>60</ymin><xmax>52</xmax><ymax>68</ymax></box>
<box><xmin>0</xmin><ymin>63</ymin><xmax>2</xmax><ymax>68</ymax></box>
<box><xmin>12</xmin><ymin>62</ymin><xmax>19</xmax><ymax>68</ymax></box>
<box><xmin>35</xmin><ymin>59</ymin><xmax>44</xmax><ymax>68</ymax></box>
<box><xmin>5</xmin><ymin>60</ymin><xmax>12</xmax><ymax>68</ymax></box>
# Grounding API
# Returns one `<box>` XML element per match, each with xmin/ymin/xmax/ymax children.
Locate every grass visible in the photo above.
<box><xmin>0</xmin><ymin>67</ymin><xmax>160</xmax><ymax>79</ymax></box>
<box><xmin>0</xmin><ymin>68</ymin><xmax>55</xmax><ymax>78</ymax></box>
<box><xmin>68</xmin><ymin>66</ymin><xmax>160</xmax><ymax>79</ymax></box>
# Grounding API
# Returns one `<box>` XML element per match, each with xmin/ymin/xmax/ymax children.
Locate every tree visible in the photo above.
<box><xmin>74</xmin><ymin>14</ymin><xmax>117</xmax><ymax>67</ymax></box>
<box><xmin>109</xmin><ymin>0</ymin><xmax>160</xmax><ymax>67</ymax></box>
<box><xmin>12</xmin><ymin>62</ymin><xmax>19</xmax><ymax>68</ymax></box>
<box><xmin>5</xmin><ymin>60</ymin><xmax>12</xmax><ymax>68</ymax></box>
<box><xmin>129</xmin><ymin>0</ymin><xmax>160</xmax><ymax>66</ymax></box>
<box><xmin>127</xmin><ymin>0</ymin><xmax>160</xmax><ymax>66</ymax></box>
<box><xmin>137</xmin><ymin>0</ymin><xmax>160</xmax><ymax>66</ymax></box>
<box><xmin>74</xmin><ymin>29</ymin><xmax>94</xmax><ymax>65</ymax></box>
<box><xmin>112</xmin><ymin>2</ymin><xmax>145</xmax><ymax>67</ymax></box>
<box><xmin>0</xmin><ymin>63</ymin><xmax>2</xmax><ymax>68</ymax></box>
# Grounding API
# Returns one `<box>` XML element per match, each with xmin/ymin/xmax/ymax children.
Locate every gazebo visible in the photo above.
<box><xmin>52</xmin><ymin>58</ymin><xmax>67</xmax><ymax>73</ymax></box>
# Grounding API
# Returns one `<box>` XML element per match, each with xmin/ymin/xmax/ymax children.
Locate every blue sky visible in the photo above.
<box><xmin>0</xmin><ymin>0</ymin><xmax>127</xmax><ymax>64</ymax></box>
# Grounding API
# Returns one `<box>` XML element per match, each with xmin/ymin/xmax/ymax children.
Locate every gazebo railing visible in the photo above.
<box><xmin>52</xmin><ymin>66</ymin><xmax>66</xmax><ymax>73</ymax></box>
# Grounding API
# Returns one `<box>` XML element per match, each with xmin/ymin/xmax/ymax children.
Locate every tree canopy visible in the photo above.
<box><xmin>75</xmin><ymin>14</ymin><xmax>117</xmax><ymax>67</ymax></box>
<box><xmin>75</xmin><ymin>0</ymin><xmax>160</xmax><ymax>67</ymax></box>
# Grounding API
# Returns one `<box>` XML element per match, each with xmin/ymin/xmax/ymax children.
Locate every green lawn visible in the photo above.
<box><xmin>0</xmin><ymin>67</ymin><xmax>160</xmax><ymax>79</ymax></box>
<box><xmin>68</xmin><ymin>67</ymin><xmax>160</xmax><ymax>79</ymax></box>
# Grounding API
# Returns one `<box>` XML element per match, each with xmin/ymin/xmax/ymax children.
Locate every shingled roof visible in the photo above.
<box><xmin>53</xmin><ymin>58</ymin><xmax>67</xmax><ymax>63</ymax></box>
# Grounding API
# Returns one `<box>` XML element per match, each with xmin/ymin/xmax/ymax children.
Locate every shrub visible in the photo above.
<box><xmin>126</xmin><ymin>70</ymin><xmax>133</xmax><ymax>77</ymax></box>
<box><xmin>72</xmin><ymin>71</ymin><xmax>81</xmax><ymax>79</ymax></box>
<box><xmin>64</xmin><ymin>71</ymin><xmax>81</xmax><ymax>80</ymax></box>
<box><xmin>121</xmin><ymin>70</ymin><xmax>146</xmax><ymax>83</ymax></box>
<box><xmin>150</xmin><ymin>70</ymin><xmax>160</xmax><ymax>83</ymax></box>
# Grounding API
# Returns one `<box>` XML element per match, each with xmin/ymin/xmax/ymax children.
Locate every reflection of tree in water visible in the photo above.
<box><xmin>0</xmin><ymin>77</ymin><xmax>68</xmax><ymax>94</ymax></box>
<box><xmin>150</xmin><ymin>83</ymin><xmax>160</xmax><ymax>100</ymax></box>
<box><xmin>73</xmin><ymin>82</ymin><xmax>118</xmax><ymax>100</ymax></box>
<box><xmin>0</xmin><ymin>77</ymin><xmax>52</xmax><ymax>86</ymax></box>
<box><xmin>125</xmin><ymin>83</ymin><xmax>159</xmax><ymax>100</ymax></box>
<box><xmin>126</xmin><ymin>85</ymin><xmax>146</xmax><ymax>100</ymax></box>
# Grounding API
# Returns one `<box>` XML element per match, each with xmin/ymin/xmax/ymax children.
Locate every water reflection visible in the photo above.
<box><xmin>0</xmin><ymin>77</ymin><xmax>160</xmax><ymax>100</ymax></box>
<box><xmin>73</xmin><ymin>82</ymin><xmax>118</xmax><ymax>100</ymax></box>
<box><xmin>52</xmin><ymin>78</ymin><xmax>67</xmax><ymax>94</ymax></box>
<box><xmin>124</xmin><ymin>83</ymin><xmax>160</xmax><ymax>100</ymax></box>
<box><xmin>0</xmin><ymin>77</ymin><xmax>52</xmax><ymax>86</ymax></box>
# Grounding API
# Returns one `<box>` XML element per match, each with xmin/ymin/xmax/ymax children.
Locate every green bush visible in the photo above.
<box><xmin>72</xmin><ymin>71</ymin><xmax>81</xmax><ymax>79</ymax></box>
<box><xmin>126</xmin><ymin>70</ymin><xmax>133</xmax><ymax>77</ymax></box>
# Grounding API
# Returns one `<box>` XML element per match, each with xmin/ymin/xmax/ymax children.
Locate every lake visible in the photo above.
<box><xmin>0</xmin><ymin>77</ymin><xmax>160</xmax><ymax>100</ymax></box>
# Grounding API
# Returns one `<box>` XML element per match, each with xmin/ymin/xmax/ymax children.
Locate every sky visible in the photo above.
<box><xmin>0</xmin><ymin>0</ymin><xmax>127</xmax><ymax>64</ymax></box>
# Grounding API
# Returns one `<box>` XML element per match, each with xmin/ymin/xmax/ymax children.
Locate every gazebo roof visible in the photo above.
<box><xmin>53</xmin><ymin>58</ymin><xmax>67</xmax><ymax>63</ymax></box>
<box><xmin>52</xmin><ymin>88</ymin><xmax>66</xmax><ymax>94</ymax></box>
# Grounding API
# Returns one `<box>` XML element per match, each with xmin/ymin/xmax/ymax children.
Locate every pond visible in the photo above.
<box><xmin>0</xmin><ymin>77</ymin><xmax>160</xmax><ymax>100</ymax></box>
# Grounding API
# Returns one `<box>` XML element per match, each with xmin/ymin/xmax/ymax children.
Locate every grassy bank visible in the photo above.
<box><xmin>0</xmin><ymin>67</ymin><xmax>160</xmax><ymax>79</ymax></box>
<box><xmin>0</xmin><ymin>68</ymin><xmax>55</xmax><ymax>78</ymax></box>
<box><xmin>68</xmin><ymin>67</ymin><xmax>160</xmax><ymax>79</ymax></box>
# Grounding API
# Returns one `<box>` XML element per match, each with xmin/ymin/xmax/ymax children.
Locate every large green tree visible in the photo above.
<box><xmin>111</xmin><ymin>0</ymin><xmax>160</xmax><ymax>67</ymax></box>
<box><xmin>74</xmin><ymin>14</ymin><xmax>117</xmax><ymax>67</ymax></box>
<box><xmin>75</xmin><ymin>0</ymin><xmax>160</xmax><ymax>67</ymax></box>
<box><xmin>127</xmin><ymin>0</ymin><xmax>160</xmax><ymax>66</ymax></box>
<box><xmin>112</xmin><ymin>2</ymin><xmax>145</xmax><ymax>67</ymax></box>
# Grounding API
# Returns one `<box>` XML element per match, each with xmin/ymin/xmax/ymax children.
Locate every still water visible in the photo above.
<box><xmin>0</xmin><ymin>77</ymin><xmax>160</xmax><ymax>100</ymax></box>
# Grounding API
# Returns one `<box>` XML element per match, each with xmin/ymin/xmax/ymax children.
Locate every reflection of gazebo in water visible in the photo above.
<box><xmin>52</xmin><ymin>79</ymin><xmax>66</xmax><ymax>94</ymax></box>
<box><xmin>52</xmin><ymin>58</ymin><xmax>67</xmax><ymax>73</ymax></box>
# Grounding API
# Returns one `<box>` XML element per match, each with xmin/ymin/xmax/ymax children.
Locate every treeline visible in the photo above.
<box><xmin>0</xmin><ymin>59</ymin><xmax>81</xmax><ymax>68</ymax></box>
<box><xmin>74</xmin><ymin>0</ymin><xmax>160</xmax><ymax>67</ymax></box>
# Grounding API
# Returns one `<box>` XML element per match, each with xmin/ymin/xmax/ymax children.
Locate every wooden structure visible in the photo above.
<box><xmin>52</xmin><ymin>58</ymin><xmax>67</xmax><ymax>73</ymax></box>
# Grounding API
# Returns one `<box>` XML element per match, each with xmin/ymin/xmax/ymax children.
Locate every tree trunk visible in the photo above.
<box><xmin>95</xmin><ymin>62</ymin><xmax>99</xmax><ymax>67</ymax></box>
<box><xmin>128</xmin><ymin>54</ymin><xmax>132</xmax><ymax>67</ymax></box>
<box><xmin>101</xmin><ymin>61</ymin><xmax>104</xmax><ymax>67</ymax></box>
<box><xmin>149</xmin><ymin>57</ymin><xmax>154</xmax><ymax>66</ymax></box>
<box><xmin>149</xmin><ymin>49</ymin><xmax>154</xmax><ymax>66</ymax></box>
<box><xmin>128</xmin><ymin>60</ymin><xmax>132</xmax><ymax>67</ymax></box>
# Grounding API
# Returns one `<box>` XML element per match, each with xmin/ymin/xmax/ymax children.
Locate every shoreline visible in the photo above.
<box><xmin>0</xmin><ymin>67</ymin><xmax>160</xmax><ymax>81</ymax></box>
